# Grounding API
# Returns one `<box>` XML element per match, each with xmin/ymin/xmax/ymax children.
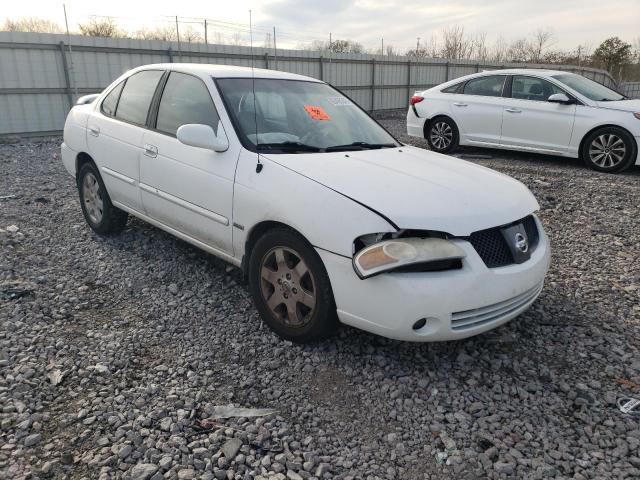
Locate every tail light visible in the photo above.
<box><xmin>410</xmin><ymin>96</ymin><xmax>424</xmax><ymax>105</ymax></box>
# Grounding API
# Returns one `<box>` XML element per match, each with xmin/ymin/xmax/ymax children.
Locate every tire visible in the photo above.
<box><xmin>426</xmin><ymin>116</ymin><xmax>459</xmax><ymax>154</ymax></box>
<box><xmin>77</xmin><ymin>162</ymin><xmax>128</xmax><ymax>235</ymax></box>
<box><xmin>581</xmin><ymin>127</ymin><xmax>637</xmax><ymax>173</ymax></box>
<box><xmin>248</xmin><ymin>228</ymin><xmax>338</xmax><ymax>343</ymax></box>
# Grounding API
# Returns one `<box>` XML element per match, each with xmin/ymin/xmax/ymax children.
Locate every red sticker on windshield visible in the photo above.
<box><xmin>304</xmin><ymin>105</ymin><xmax>331</xmax><ymax>121</ymax></box>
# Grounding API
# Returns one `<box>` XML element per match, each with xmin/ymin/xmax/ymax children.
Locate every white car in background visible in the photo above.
<box><xmin>407</xmin><ymin>69</ymin><xmax>640</xmax><ymax>173</ymax></box>
<box><xmin>62</xmin><ymin>64</ymin><xmax>550</xmax><ymax>343</ymax></box>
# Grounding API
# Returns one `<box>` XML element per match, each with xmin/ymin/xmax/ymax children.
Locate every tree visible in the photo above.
<box><xmin>181</xmin><ymin>25</ymin><xmax>203</xmax><ymax>43</ymax></box>
<box><xmin>134</xmin><ymin>26</ymin><xmax>177</xmax><ymax>42</ymax></box>
<box><xmin>78</xmin><ymin>17</ymin><xmax>124</xmax><ymax>38</ymax></box>
<box><xmin>530</xmin><ymin>28</ymin><xmax>554</xmax><ymax>63</ymax></box>
<box><xmin>593</xmin><ymin>37</ymin><xmax>633</xmax><ymax>74</ymax></box>
<box><xmin>2</xmin><ymin>17</ymin><xmax>62</xmax><ymax>33</ymax></box>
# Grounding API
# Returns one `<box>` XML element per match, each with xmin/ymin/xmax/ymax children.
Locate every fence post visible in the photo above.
<box><xmin>445</xmin><ymin>61</ymin><xmax>450</xmax><ymax>82</ymax></box>
<box><xmin>168</xmin><ymin>47</ymin><xmax>174</xmax><ymax>63</ymax></box>
<box><xmin>370</xmin><ymin>58</ymin><xmax>376</xmax><ymax>111</ymax></box>
<box><xmin>319</xmin><ymin>55</ymin><xmax>324</xmax><ymax>81</ymax></box>
<box><xmin>264</xmin><ymin>52</ymin><xmax>269</xmax><ymax>69</ymax></box>
<box><xmin>58</xmin><ymin>41</ymin><xmax>73</xmax><ymax>109</ymax></box>
<box><xmin>406</xmin><ymin>60</ymin><xmax>412</xmax><ymax>101</ymax></box>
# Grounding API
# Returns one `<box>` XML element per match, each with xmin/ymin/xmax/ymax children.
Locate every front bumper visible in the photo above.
<box><xmin>318</xmin><ymin>216</ymin><xmax>551</xmax><ymax>342</ymax></box>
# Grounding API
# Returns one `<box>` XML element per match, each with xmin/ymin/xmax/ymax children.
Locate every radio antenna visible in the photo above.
<box><xmin>249</xmin><ymin>9</ymin><xmax>263</xmax><ymax>173</ymax></box>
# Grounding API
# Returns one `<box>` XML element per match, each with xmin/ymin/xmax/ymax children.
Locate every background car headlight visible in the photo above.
<box><xmin>353</xmin><ymin>238</ymin><xmax>466</xmax><ymax>279</ymax></box>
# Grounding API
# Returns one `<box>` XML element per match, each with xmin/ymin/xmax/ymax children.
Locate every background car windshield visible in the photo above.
<box><xmin>216</xmin><ymin>78</ymin><xmax>398</xmax><ymax>151</ymax></box>
<box><xmin>552</xmin><ymin>74</ymin><xmax>624</xmax><ymax>101</ymax></box>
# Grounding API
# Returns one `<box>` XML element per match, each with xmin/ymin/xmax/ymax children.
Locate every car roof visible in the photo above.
<box><xmin>476</xmin><ymin>68</ymin><xmax>570</xmax><ymax>77</ymax></box>
<box><xmin>129</xmin><ymin>63</ymin><xmax>324</xmax><ymax>83</ymax></box>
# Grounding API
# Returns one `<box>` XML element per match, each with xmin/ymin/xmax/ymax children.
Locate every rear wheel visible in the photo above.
<box><xmin>248</xmin><ymin>228</ymin><xmax>338</xmax><ymax>343</ymax></box>
<box><xmin>426</xmin><ymin>116</ymin><xmax>459</xmax><ymax>154</ymax></box>
<box><xmin>77</xmin><ymin>162</ymin><xmax>128</xmax><ymax>235</ymax></box>
<box><xmin>581</xmin><ymin>127</ymin><xmax>636</xmax><ymax>173</ymax></box>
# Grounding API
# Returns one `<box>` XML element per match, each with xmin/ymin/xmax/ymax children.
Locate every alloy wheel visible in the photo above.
<box><xmin>430</xmin><ymin>121</ymin><xmax>453</xmax><ymax>150</ymax></box>
<box><xmin>83</xmin><ymin>172</ymin><xmax>104</xmax><ymax>224</ymax></box>
<box><xmin>260</xmin><ymin>246</ymin><xmax>317</xmax><ymax>327</ymax></box>
<box><xmin>589</xmin><ymin>134</ymin><xmax>626</xmax><ymax>168</ymax></box>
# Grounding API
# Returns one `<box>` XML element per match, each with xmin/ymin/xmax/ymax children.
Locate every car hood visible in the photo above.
<box><xmin>595</xmin><ymin>99</ymin><xmax>640</xmax><ymax>112</ymax></box>
<box><xmin>262</xmin><ymin>146</ymin><xmax>539</xmax><ymax>236</ymax></box>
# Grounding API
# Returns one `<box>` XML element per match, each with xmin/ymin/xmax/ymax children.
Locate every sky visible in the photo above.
<box><xmin>2</xmin><ymin>0</ymin><xmax>639</xmax><ymax>52</ymax></box>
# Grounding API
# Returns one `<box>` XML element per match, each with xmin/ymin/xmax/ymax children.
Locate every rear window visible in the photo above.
<box><xmin>441</xmin><ymin>82</ymin><xmax>464</xmax><ymax>94</ymax></box>
<box><xmin>115</xmin><ymin>70</ymin><xmax>163</xmax><ymax>126</ymax></box>
<box><xmin>101</xmin><ymin>81</ymin><xmax>124</xmax><ymax>117</ymax></box>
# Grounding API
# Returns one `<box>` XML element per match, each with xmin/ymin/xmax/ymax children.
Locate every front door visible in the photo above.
<box><xmin>500</xmin><ymin>75</ymin><xmax>576</xmax><ymax>153</ymax></box>
<box><xmin>139</xmin><ymin>71</ymin><xmax>239</xmax><ymax>254</ymax></box>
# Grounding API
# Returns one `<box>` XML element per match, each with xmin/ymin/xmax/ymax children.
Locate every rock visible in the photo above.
<box><xmin>24</xmin><ymin>433</ymin><xmax>42</xmax><ymax>447</ymax></box>
<box><xmin>129</xmin><ymin>463</ymin><xmax>159</xmax><ymax>480</ymax></box>
<box><xmin>220</xmin><ymin>437</ymin><xmax>242</xmax><ymax>459</ymax></box>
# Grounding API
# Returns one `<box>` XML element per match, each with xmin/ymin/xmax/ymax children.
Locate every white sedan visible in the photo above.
<box><xmin>62</xmin><ymin>64</ymin><xmax>550</xmax><ymax>343</ymax></box>
<box><xmin>407</xmin><ymin>69</ymin><xmax>640</xmax><ymax>173</ymax></box>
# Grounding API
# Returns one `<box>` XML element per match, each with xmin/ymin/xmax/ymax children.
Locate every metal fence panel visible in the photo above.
<box><xmin>0</xmin><ymin>31</ymin><xmax>620</xmax><ymax>136</ymax></box>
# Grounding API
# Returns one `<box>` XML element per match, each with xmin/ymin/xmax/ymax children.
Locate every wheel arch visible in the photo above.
<box><xmin>423</xmin><ymin>114</ymin><xmax>458</xmax><ymax>138</ymax></box>
<box><xmin>578</xmin><ymin>124</ymin><xmax>638</xmax><ymax>160</ymax></box>
<box><xmin>75</xmin><ymin>152</ymin><xmax>96</xmax><ymax>183</ymax></box>
<box><xmin>241</xmin><ymin>220</ymin><xmax>311</xmax><ymax>277</ymax></box>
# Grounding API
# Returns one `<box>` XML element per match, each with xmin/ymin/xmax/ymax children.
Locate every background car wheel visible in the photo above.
<box><xmin>77</xmin><ymin>162</ymin><xmax>128</xmax><ymax>235</ymax></box>
<box><xmin>248</xmin><ymin>228</ymin><xmax>338</xmax><ymax>343</ymax></box>
<box><xmin>581</xmin><ymin>127</ymin><xmax>636</xmax><ymax>173</ymax></box>
<box><xmin>426</xmin><ymin>116</ymin><xmax>459</xmax><ymax>154</ymax></box>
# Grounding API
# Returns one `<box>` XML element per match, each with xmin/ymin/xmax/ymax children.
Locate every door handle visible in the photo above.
<box><xmin>453</xmin><ymin>102</ymin><xmax>468</xmax><ymax>107</ymax></box>
<box><xmin>88</xmin><ymin>125</ymin><xmax>100</xmax><ymax>136</ymax></box>
<box><xmin>143</xmin><ymin>144</ymin><xmax>158</xmax><ymax>158</ymax></box>
<box><xmin>505</xmin><ymin>108</ymin><xmax>522</xmax><ymax>113</ymax></box>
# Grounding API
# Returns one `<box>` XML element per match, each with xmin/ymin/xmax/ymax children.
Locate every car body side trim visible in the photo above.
<box><xmin>138</xmin><ymin>182</ymin><xmax>230</xmax><ymax>226</ymax></box>
<box><xmin>112</xmin><ymin>200</ymin><xmax>240</xmax><ymax>266</ymax></box>
<box><xmin>101</xmin><ymin>166</ymin><xmax>136</xmax><ymax>185</ymax></box>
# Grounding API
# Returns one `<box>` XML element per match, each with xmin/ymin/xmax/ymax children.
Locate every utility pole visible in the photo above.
<box><xmin>62</xmin><ymin>3</ymin><xmax>78</xmax><ymax>98</ymax></box>
<box><xmin>204</xmin><ymin>19</ymin><xmax>208</xmax><ymax>45</ymax></box>
<box><xmin>175</xmin><ymin>16</ymin><xmax>182</xmax><ymax>59</ymax></box>
<box><xmin>329</xmin><ymin>32</ymin><xmax>332</xmax><ymax>63</ymax></box>
<box><xmin>416</xmin><ymin>37</ymin><xmax>420</xmax><ymax>52</ymax></box>
<box><xmin>381</xmin><ymin>38</ymin><xmax>384</xmax><ymax>56</ymax></box>
<box><xmin>273</xmin><ymin>26</ymin><xmax>277</xmax><ymax>70</ymax></box>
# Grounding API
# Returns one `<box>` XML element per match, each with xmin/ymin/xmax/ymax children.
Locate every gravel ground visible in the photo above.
<box><xmin>1</xmin><ymin>110</ymin><xmax>639</xmax><ymax>480</ymax></box>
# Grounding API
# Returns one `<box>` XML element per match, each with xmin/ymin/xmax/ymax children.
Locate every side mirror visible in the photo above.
<box><xmin>176</xmin><ymin>122</ymin><xmax>229</xmax><ymax>152</ymax></box>
<box><xmin>548</xmin><ymin>93</ymin><xmax>572</xmax><ymax>104</ymax></box>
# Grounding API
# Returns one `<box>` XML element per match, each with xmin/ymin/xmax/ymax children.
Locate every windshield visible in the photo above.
<box><xmin>551</xmin><ymin>74</ymin><xmax>624</xmax><ymax>101</ymax></box>
<box><xmin>216</xmin><ymin>78</ymin><xmax>398</xmax><ymax>153</ymax></box>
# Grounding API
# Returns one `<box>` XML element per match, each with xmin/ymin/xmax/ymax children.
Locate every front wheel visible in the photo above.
<box><xmin>581</xmin><ymin>127</ymin><xmax>636</xmax><ymax>173</ymax></box>
<box><xmin>426</xmin><ymin>117</ymin><xmax>459</xmax><ymax>154</ymax></box>
<box><xmin>248</xmin><ymin>228</ymin><xmax>338</xmax><ymax>343</ymax></box>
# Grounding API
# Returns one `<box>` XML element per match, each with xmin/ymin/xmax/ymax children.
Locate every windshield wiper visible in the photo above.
<box><xmin>325</xmin><ymin>142</ymin><xmax>397</xmax><ymax>152</ymax></box>
<box><xmin>256</xmin><ymin>141</ymin><xmax>321</xmax><ymax>153</ymax></box>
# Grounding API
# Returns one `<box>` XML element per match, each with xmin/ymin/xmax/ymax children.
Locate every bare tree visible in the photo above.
<box><xmin>181</xmin><ymin>25</ymin><xmax>203</xmax><ymax>43</ymax></box>
<box><xmin>263</xmin><ymin>32</ymin><xmax>273</xmax><ymax>49</ymax></box>
<box><xmin>78</xmin><ymin>17</ymin><xmax>124</xmax><ymax>38</ymax></box>
<box><xmin>134</xmin><ymin>26</ymin><xmax>177</xmax><ymax>42</ymax></box>
<box><xmin>530</xmin><ymin>28</ymin><xmax>554</xmax><ymax>63</ymax></box>
<box><xmin>440</xmin><ymin>26</ymin><xmax>473</xmax><ymax>60</ymax></box>
<box><xmin>229</xmin><ymin>33</ymin><xmax>246</xmax><ymax>46</ymax></box>
<box><xmin>472</xmin><ymin>32</ymin><xmax>489</xmax><ymax>62</ymax></box>
<box><xmin>2</xmin><ymin>17</ymin><xmax>62</xmax><ymax>33</ymax></box>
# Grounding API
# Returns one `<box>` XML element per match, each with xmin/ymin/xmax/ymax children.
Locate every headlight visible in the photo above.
<box><xmin>353</xmin><ymin>238</ymin><xmax>466</xmax><ymax>279</ymax></box>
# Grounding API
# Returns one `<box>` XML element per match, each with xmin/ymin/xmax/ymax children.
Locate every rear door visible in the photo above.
<box><xmin>449</xmin><ymin>75</ymin><xmax>506</xmax><ymax>145</ymax></box>
<box><xmin>139</xmin><ymin>71</ymin><xmax>238</xmax><ymax>254</ymax></box>
<box><xmin>500</xmin><ymin>75</ymin><xmax>576</xmax><ymax>153</ymax></box>
<box><xmin>86</xmin><ymin>70</ymin><xmax>164</xmax><ymax>212</ymax></box>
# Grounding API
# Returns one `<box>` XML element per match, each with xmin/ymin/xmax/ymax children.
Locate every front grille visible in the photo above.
<box><xmin>468</xmin><ymin>215</ymin><xmax>539</xmax><ymax>268</ymax></box>
<box><xmin>451</xmin><ymin>281</ymin><xmax>544</xmax><ymax>331</ymax></box>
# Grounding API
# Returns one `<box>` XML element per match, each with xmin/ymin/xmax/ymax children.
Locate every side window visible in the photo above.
<box><xmin>115</xmin><ymin>70</ymin><xmax>163</xmax><ymax>126</ymax></box>
<box><xmin>441</xmin><ymin>82</ymin><xmax>463</xmax><ymax>94</ymax></box>
<box><xmin>101</xmin><ymin>81</ymin><xmax>124</xmax><ymax>117</ymax></box>
<box><xmin>156</xmin><ymin>72</ymin><xmax>220</xmax><ymax>136</ymax></box>
<box><xmin>512</xmin><ymin>76</ymin><xmax>564</xmax><ymax>101</ymax></box>
<box><xmin>463</xmin><ymin>76</ymin><xmax>505</xmax><ymax>97</ymax></box>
